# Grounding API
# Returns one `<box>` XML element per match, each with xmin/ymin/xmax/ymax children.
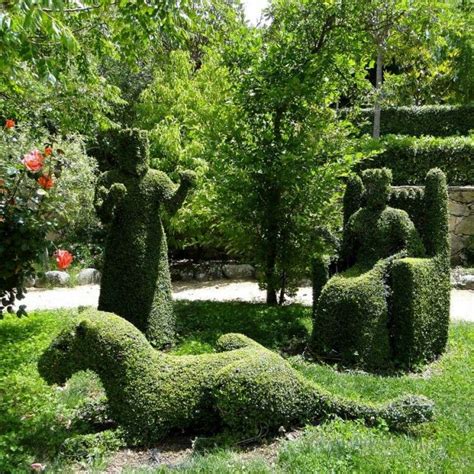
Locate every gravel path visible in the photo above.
<box><xmin>17</xmin><ymin>280</ymin><xmax>473</xmax><ymax>322</ymax></box>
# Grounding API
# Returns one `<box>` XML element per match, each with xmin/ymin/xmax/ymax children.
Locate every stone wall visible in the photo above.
<box><xmin>393</xmin><ymin>185</ymin><xmax>473</xmax><ymax>265</ymax></box>
<box><xmin>449</xmin><ymin>186</ymin><xmax>474</xmax><ymax>265</ymax></box>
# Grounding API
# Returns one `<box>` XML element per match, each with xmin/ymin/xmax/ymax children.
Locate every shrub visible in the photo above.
<box><xmin>0</xmin><ymin>122</ymin><xmax>88</xmax><ymax>315</ymax></box>
<box><xmin>353</xmin><ymin>105</ymin><xmax>474</xmax><ymax>137</ymax></box>
<box><xmin>360</xmin><ymin>135</ymin><xmax>473</xmax><ymax>185</ymax></box>
<box><xmin>94</xmin><ymin>129</ymin><xmax>196</xmax><ymax>348</ymax></box>
<box><xmin>311</xmin><ymin>262</ymin><xmax>391</xmax><ymax>369</ymax></box>
<box><xmin>312</xmin><ymin>168</ymin><xmax>450</xmax><ymax>370</ymax></box>
<box><xmin>390</xmin><ymin>169</ymin><xmax>450</xmax><ymax>366</ymax></box>
<box><xmin>38</xmin><ymin>310</ymin><xmax>434</xmax><ymax>442</ymax></box>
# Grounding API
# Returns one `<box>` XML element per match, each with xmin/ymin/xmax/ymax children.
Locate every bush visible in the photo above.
<box><xmin>94</xmin><ymin>129</ymin><xmax>195</xmax><ymax>348</ymax></box>
<box><xmin>0</xmin><ymin>122</ymin><xmax>96</xmax><ymax>314</ymax></box>
<box><xmin>360</xmin><ymin>135</ymin><xmax>473</xmax><ymax>185</ymax></box>
<box><xmin>312</xmin><ymin>168</ymin><xmax>450</xmax><ymax>370</ymax></box>
<box><xmin>311</xmin><ymin>262</ymin><xmax>391</xmax><ymax>369</ymax></box>
<box><xmin>353</xmin><ymin>105</ymin><xmax>474</xmax><ymax>137</ymax></box>
<box><xmin>38</xmin><ymin>310</ymin><xmax>434</xmax><ymax>442</ymax></box>
<box><xmin>390</xmin><ymin>169</ymin><xmax>450</xmax><ymax>366</ymax></box>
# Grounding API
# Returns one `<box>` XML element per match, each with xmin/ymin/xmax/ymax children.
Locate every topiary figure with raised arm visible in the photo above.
<box><xmin>94</xmin><ymin>129</ymin><xmax>196</xmax><ymax>348</ymax></box>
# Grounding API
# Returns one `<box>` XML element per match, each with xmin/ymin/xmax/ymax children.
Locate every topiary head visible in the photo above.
<box><xmin>361</xmin><ymin>168</ymin><xmax>392</xmax><ymax>209</ymax></box>
<box><xmin>38</xmin><ymin>319</ymin><xmax>89</xmax><ymax>385</ymax></box>
<box><xmin>38</xmin><ymin>310</ymin><xmax>153</xmax><ymax>386</ymax></box>
<box><xmin>100</xmin><ymin>128</ymin><xmax>150</xmax><ymax>176</ymax></box>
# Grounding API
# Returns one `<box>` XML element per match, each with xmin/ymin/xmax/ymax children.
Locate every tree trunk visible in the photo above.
<box><xmin>265</xmin><ymin>221</ymin><xmax>279</xmax><ymax>305</ymax></box>
<box><xmin>373</xmin><ymin>47</ymin><xmax>383</xmax><ymax>139</ymax></box>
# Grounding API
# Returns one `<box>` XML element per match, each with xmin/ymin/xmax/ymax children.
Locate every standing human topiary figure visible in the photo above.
<box><xmin>94</xmin><ymin>129</ymin><xmax>196</xmax><ymax>347</ymax></box>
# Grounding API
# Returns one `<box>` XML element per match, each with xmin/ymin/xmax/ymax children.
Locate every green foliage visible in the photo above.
<box><xmin>38</xmin><ymin>309</ymin><xmax>433</xmax><ymax>444</ymax></box>
<box><xmin>311</xmin><ymin>168</ymin><xmax>450</xmax><ymax>370</ymax></box>
<box><xmin>1</xmin><ymin>308</ymin><xmax>473</xmax><ymax>472</ymax></box>
<box><xmin>343</xmin><ymin>174</ymin><xmax>364</xmax><ymax>227</ymax></box>
<box><xmin>0</xmin><ymin>123</ymin><xmax>98</xmax><ymax>314</ymax></box>
<box><xmin>94</xmin><ymin>129</ymin><xmax>195</xmax><ymax>347</ymax></box>
<box><xmin>362</xmin><ymin>134</ymin><xmax>474</xmax><ymax>185</ymax></box>
<box><xmin>341</xmin><ymin>169</ymin><xmax>425</xmax><ymax>266</ymax></box>
<box><xmin>60</xmin><ymin>430</ymin><xmax>123</xmax><ymax>464</ymax></box>
<box><xmin>354</xmin><ymin>105</ymin><xmax>474</xmax><ymax>137</ymax></box>
<box><xmin>390</xmin><ymin>169</ymin><xmax>450</xmax><ymax>367</ymax></box>
<box><xmin>312</xmin><ymin>262</ymin><xmax>391</xmax><ymax>369</ymax></box>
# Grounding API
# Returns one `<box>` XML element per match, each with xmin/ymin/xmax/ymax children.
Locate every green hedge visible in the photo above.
<box><xmin>361</xmin><ymin>135</ymin><xmax>473</xmax><ymax>185</ymax></box>
<box><xmin>391</xmin><ymin>256</ymin><xmax>450</xmax><ymax>367</ymax></box>
<box><xmin>312</xmin><ymin>168</ymin><xmax>450</xmax><ymax>370</ymax></box>
<box><xmin>354</xmin><ymin>105</ymin><xmax>474</xmax><ymax>137</ymax></box>
<box><xmin>38</xmin><ymin>310</ymin><xmax>434</xmax><ymax>442</ymax></box>
<box><xmin>311</xmin><ymin>262</ymin><xmax>391</xmax><ymax>369</ymax></box>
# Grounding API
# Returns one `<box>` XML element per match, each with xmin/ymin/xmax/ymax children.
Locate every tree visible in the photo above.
<box><xmin>212</xmin><ymin>0</ymin><xmax>371</xmax><ymax>304</ymax></box>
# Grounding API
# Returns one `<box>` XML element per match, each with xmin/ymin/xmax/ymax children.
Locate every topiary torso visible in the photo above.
<box><xmin>341</xmin><ymin>168</ymin><xmax>424</xmax><ymax>267</ymax></box>
<box><xmin>94</xmin><ymin>129</ymin><xmax>195</xmax><ymax>348</ymax></box>
<box><xmin>344</xmin><ymin>206</ymin><xmax>424</xmax><ymax>266</ymax></box>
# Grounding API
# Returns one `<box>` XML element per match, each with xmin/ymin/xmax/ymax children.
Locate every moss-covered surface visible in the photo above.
<box><xmin>38</xmin><ymin>309</ymin><xmax>433</xmax><ymax>444</ymax></box>
<box><xmin>94</xmin><ymin>129</ymin><xmax>195</xmax><ymax>348</ymax></box>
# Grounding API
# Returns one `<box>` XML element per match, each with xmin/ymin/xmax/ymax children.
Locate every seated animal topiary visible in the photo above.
<box><xmin>38</xmin><ymin>310</ymin><xmax>434</xmax><ymax>443</ymax></box>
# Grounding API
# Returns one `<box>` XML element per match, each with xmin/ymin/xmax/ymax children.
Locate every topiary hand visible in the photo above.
<box><xmin>110</xmin><ymin>183</ymin><xmax>127</xmax><ymax>203</ymax></box>
<box><xmin>178</xmin><ymin>170</ymin><xmax>197</xmax><ymax>187</ymax></box>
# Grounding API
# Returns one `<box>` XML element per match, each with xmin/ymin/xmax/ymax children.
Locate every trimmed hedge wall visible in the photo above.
<box><xmin>354</xmin><ymin>105</ymin><xmax>474</xmax><ymax>137</ymax></box>
<box><xmin>361</xmin><ymin>135</ymin><xmax>474</xmax><ymax>185</ymax></box>
<box><xmin>38</xmin><ymin>310</ymin><xmax>434</xmax><ymax>442</ymax></box>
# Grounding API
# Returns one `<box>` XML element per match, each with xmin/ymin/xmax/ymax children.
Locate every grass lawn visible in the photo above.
<box><xmin>0</xmin><ymin>301</ymin><xmax>473</xmax><ymax>472</ymax></box>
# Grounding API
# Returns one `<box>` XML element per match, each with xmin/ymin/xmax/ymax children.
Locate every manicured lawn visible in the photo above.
<box><xmin>0</xmin><ymin>302</ymin><xmax>472</xmax><ymax>472</ymax></box>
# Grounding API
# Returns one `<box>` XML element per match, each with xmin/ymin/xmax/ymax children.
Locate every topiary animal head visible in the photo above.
<box><xmin>361</xmin><ymin>168</ymin><xmax>392</xmax><ymax>209</ymax></box>
<box><xmin>38</xmin><ymin>310</ymin><xmax>152</xmax><ymax>386</ymax></box>
<box><xmin>99</xmin><ymin>128</ymin><xmax>150</xmax><ymax>176</ymax></box>
<box><xmin>38</xmin><ymin>318</ymin><xmax>88</xmax><ymax>385</ymax></box>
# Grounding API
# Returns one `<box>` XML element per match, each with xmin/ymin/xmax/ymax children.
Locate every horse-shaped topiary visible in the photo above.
<box><xmin>39</xmin><ymin>310</ymin><xmax>434</xmax><ymax>442</ymax></box>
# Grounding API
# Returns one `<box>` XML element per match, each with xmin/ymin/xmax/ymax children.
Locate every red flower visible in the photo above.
<box><xmin>5</xmin><ymin>119</ymin><xmax>15</xmax><ymax>129</ymax></box>
<box><xmin>22</xmin><ymin>150</ymin><xmax>44</xmax><ymax>172</ymax></box>
<box><xmin>37</xmin><ymin>175</ymin><xmax>54</xmax><ymax>190</ymax></box>
<box><xmin>55</xmin><ymin>250</ymin><xmax>73</xmax><ymax>270</ymax></box>
<box><xmin>44</xmin><ymin>146</ymin><xmax>53</xmax><ymax>156</ymax></box>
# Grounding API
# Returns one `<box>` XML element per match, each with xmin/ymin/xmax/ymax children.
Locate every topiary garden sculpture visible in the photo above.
<box><xmin>39</xmin><ymin>309</ymin><xmax>434</xmax><ymax>443</ymax></box>
<box><xmin>94</xmin><ymin>129</ymin><xmax>196</xmax><ymax>348</ymax></box>
<box><xmin>311</xmin><ymin>168</ymin><xmax>450</xmax><ymax>369</ymax></box>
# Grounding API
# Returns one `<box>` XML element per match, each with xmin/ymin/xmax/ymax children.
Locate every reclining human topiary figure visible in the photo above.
<box><xmin>94</xmin><ymin>129</ymin><xmax>196</xmax><ymax>348</ymax></box>
<box><xmin>39</xmin><ymin>309</ymin><xmax>434</xmax><ymax>443</ymax></box>
<box><xmin>310</xmin><ymin>168</ymin><xmax>450</xmax><ymax>369</ymax></box>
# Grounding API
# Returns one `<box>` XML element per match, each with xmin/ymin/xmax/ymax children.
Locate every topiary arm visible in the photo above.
<box><xmin>165</xmin><ymin>170</ymin><xmax>197</xmax><ymax>216</ymax></box>
<box><xmin>395</xmin><ymin>214</ymin><xmax>425</xmax><ymax>258</ymax></box>
<box><xmin>94</xmin><ymin>175</ymin><xmax>127</xmax><ymax>224</ymax></box>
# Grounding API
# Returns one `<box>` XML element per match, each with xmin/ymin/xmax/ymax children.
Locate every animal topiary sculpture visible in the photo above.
<box><xmin>39</xmin><ymin>310</ymin><xmax>434</xmax><ymax>443</ymax></box>
<box><xmin>94</xmin><ymin>129</ymin><xmax>196</xmax><ymax>348</ymax></box>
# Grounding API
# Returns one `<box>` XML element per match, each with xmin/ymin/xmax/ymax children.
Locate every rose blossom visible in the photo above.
<box><xmin>37</xmin><ymin>175</ymin><xmax>54</xmax><ymax>190</ymax></box>
<box><xmin>44</xmin><ymin>146</ymin><xmax>53</xmax><ymax>156</ymax></box>
<box><xmin>5</xmin><ymin>119</ymin><xmax>15</xmax><ymax>129</ymax></box>
<box><xmin>22</xmin><ymin>150</ymin><xmax>44</xmax><ymax>172</ymax></box>
<box><xmin>55</xmin><ymin>250</ymin><xmax>73</xmax><ymax>270</ymax></box>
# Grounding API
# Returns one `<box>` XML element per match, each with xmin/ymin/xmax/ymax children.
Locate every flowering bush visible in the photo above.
<box><xmin>0</xmin><ymin>121</ymin><xmax>84</xmax><ymax>316</ymax></box>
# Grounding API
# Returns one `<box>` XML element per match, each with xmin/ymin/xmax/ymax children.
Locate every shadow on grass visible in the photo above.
<box><xmin>174</xmin><ymin>300</ymin><xmax>312</xmax><ymax>355</ymax></box>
